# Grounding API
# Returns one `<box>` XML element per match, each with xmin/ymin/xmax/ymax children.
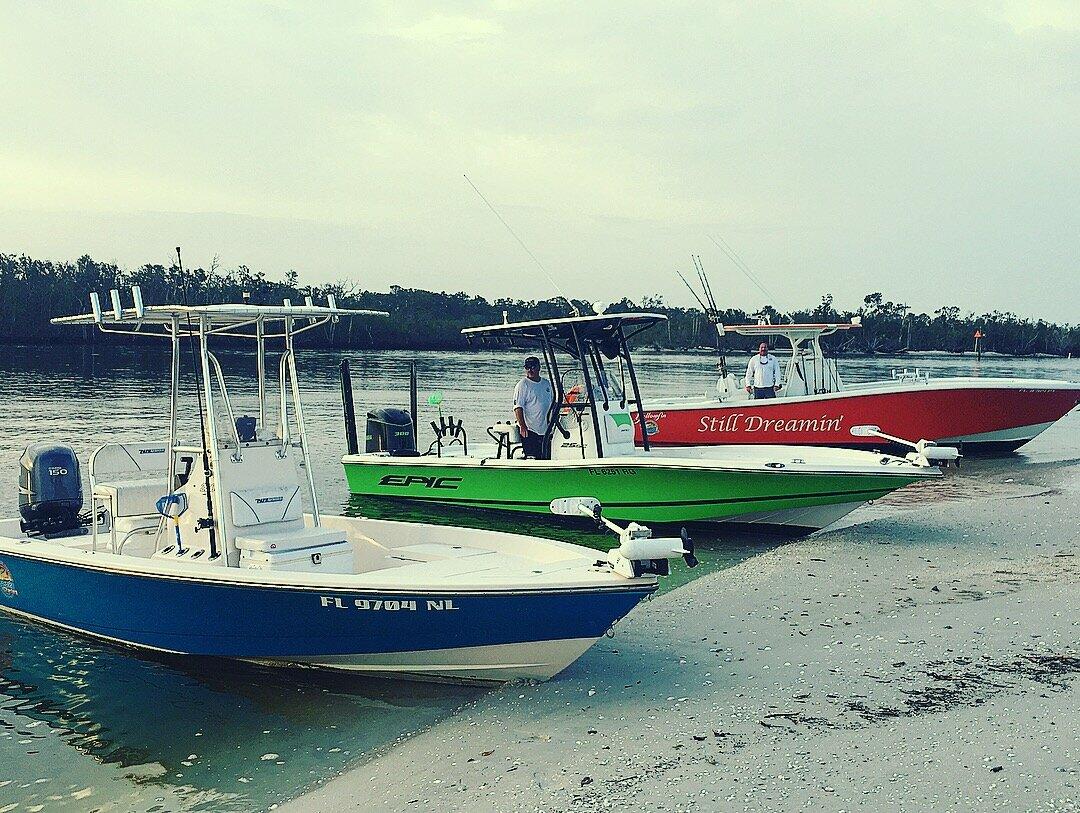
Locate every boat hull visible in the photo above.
<box><xmin>0</xmin><ymin>547</ymin><xmax>651</xmax><ymax>682</ymax></box>
<box><xmin>637</xmin><ymin>380</ymin><xmax>1080</xmax><ymax>453</ymax></box>
<box><xmin>341</xmin><ymin>456</ymin><xmax>927</xmax><ymax>529</ymax></box>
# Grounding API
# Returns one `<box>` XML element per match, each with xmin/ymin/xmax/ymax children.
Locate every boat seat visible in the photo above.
<box><xmin>234</xmin><ymin>526</ymin><xmax>347</xmax><ymax>553</ymax></box>
<box><xmin>93</xmin><ymin>479</ymin><xmax>169</xmax><ymax>518</ymax></box>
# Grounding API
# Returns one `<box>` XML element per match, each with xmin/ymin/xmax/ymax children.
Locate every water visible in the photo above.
<box><xmin>0</xmin><ymin>344</ymin><xmax>1075</xmax><ymax>812</ymax></box>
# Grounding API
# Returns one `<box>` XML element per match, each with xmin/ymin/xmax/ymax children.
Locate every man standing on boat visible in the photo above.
<box><xmin>514</xmin><ymin>356</ymin><xmax>554</xmax><ymax>459</ymax></box>
<box><xmin>744</xmin><ymin>342</ymin><xmax>783</xmax><ymax>399</ymax></box>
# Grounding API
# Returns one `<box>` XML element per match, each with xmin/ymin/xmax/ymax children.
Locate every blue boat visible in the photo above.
<box><xmin>0</xmin><ymin>289</ymin><xmax>688</xmax><ymax>682</ymax></box>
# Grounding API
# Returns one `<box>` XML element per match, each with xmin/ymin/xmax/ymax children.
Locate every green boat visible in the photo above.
<box><xmin>341</xmin><ymin>314</ymin><xmax>947</xmax><ymax>532</ymax></box>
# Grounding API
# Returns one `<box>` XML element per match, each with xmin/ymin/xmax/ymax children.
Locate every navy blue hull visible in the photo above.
<box><xmin>0</xmin><ymin>551</ymin><xmax>652</xmax><ymax>659</ymax></box>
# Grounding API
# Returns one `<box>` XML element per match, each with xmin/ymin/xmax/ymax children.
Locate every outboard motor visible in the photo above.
<box><xmin>19</xmin><ymin>443</ymin><xmax>84</xmax><ymax>535</ymax></box>
<box><xmin>365</xmin><ymin>408</ymin><xmax>417</xmax><ymax>455</ymax></box>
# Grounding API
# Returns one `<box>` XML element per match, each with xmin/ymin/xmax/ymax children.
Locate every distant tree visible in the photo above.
<box><xmin>0</xmin><ymin>252</ymin><xmax>1075</xmax><ymax>356</ymax></box>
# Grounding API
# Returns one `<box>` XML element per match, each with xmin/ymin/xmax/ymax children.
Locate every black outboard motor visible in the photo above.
<box><xmin>19</xmin><ymin>443</ymin><xmax>84</xmax><ymax>535</ymax></box>
<box><xmin>365</xmin><ymin>408</ymin><xmax>417</xmax><ymax>455</ymax></box>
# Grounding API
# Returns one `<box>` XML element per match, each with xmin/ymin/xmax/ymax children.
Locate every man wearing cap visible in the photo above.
<box><xmin>514</xmin><ymin>356</ymin><xmax>554</xmax><ymax>459</ymax></box>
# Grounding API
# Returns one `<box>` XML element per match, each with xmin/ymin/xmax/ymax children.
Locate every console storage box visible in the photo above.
<box><xmin>238</xmin><ymin>540</ymin><xmax>354</xmax><ymax>573</ymax></box>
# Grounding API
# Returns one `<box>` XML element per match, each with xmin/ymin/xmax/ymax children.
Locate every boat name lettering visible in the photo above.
<box><xmin>588</xmin><ymin>467</ymin><xmax>636</xmax><ymax>476</ymax></box>
<box><xmin>377</xmin><ymin>475</ymin><xmax>463</xmax><ymax>490</ymax></box>
<box><xmin>139</xmin><ymin>448</ymin><xmax>167</xmax><ymax>455</ymax></box>
<box><xmin>635</xmin><ymin>411</ymin><xmax>667</xmax><ymax>421</ymax></box>
<box><xmin>255</xmin><ymin>496</ymin><xmax>284</xmax><ymax>504</ymax></box>
<box><xmin>698</xmin><ymin>413</ymin><xmax>845</xmax><ymax>434</ymax></box>
<box><xmin>319</xmin><ymin>596</ymin><xmax>459</xmax><ymax>612</ymax></box>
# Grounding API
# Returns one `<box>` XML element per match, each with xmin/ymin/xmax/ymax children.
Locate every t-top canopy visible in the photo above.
<box><xmin>53</xmin><ymin>302</ymin><xmax>388</xmax><ymax>327</ymax></box>
<box><xmin>720</xmin><ymin>321</ymin><xmax>862</xmax><ymax>341</ymax></box>
<box><xmin>463</xmin><ymin>312</ymin><xmax>666</xmax><ymax>345</ymax></box>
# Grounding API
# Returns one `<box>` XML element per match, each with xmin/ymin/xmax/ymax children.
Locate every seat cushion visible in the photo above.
<box><xmin>229</xmin><ymin>485</ymin><xmax>303</xmax><ymax>527</ymax></box>
<box><xmin>234</xmin><ymin>526</ymin><xmax>347</xmax><ymax>553</ymax></box>
<box><xmin>94</xmin><ymin>479</ymin><xmax>169</xmax><ymax>517</ymax></box>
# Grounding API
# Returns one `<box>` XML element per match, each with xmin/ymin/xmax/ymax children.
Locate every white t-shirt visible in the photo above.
<box><xmin>513</xmin><ymin>377</ymin><xmax>554</xmax><ymax>433</ymax></box>
<box><xmin>744</xmin><ymin>354</ymin><xmax>782</xmax><ymax>388</ymax></box>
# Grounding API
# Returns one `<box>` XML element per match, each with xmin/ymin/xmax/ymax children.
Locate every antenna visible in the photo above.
<box><xmin>463</xmin><ymin>174</ymin><xmax>580</xmax><ymax>316</ymax></box>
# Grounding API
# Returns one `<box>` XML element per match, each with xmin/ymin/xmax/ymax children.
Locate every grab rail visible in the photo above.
<box><xmin>278</xmin><ymin>351</ymin><xmax>292</xmax><ymax>455</ymax></box>
<box><xmin>207</xmin><ymin>352</ymin><xmax>244</xmax><ymax>462</ymax></box>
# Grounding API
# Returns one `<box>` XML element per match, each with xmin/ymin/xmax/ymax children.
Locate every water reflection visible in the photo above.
<box><xmin>0</xmin><ymin>611</ymin><xmax>482</xmax><ymax>811</ymax></box>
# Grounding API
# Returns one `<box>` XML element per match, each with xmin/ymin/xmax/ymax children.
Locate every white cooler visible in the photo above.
<box><xmin>238</xmin><ymin>539</ymin><xmax>354</xmax><ymax>574</ymax></box>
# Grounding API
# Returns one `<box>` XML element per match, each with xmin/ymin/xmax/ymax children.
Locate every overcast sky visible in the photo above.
<box><xmin>1</xmin><ymin>1</ymin><xmax>1077</xmax><ymax>322</ymax></box>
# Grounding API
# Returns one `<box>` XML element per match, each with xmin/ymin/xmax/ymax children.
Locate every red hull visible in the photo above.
<box><xmin>636</xmin><ymin>384</ymin><xmax>1080</xmax><ymax>452</ymax></box>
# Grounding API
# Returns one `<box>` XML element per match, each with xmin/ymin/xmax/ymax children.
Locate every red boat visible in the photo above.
<box><xmin>638</xmin><ymin>322</ymin><xmax>1080</xmax><ymax>453</ymax></box>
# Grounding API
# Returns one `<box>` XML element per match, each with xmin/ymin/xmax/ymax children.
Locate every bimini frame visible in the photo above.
<box><xmin>718</xmin><ymin>321</ymin><xmax>862</xmax><ymax>396</ymax></box>
<box><xmin>463</xmin><ymin>313</ymin><xmax>665</xmax><ymax>458</ymax></box>
<box><xmin>52</xmin><ymin>288</ymin><xmax>388</xmax><ymax>561</ymax></box>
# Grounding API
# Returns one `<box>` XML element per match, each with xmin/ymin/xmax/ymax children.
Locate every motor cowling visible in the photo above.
<box><xmin>365</xmin><ymin>408</ymin><xmax>417</xmax><ymax>455</ymax></box>
<box><xmin>19</xmin><ymin>443</ymin><xmax>83</xmax><ymax>535</ymax></box>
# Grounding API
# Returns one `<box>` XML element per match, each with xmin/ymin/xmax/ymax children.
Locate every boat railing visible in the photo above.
<box><xmin>891</xmin><ymin>367</ymin><xmax>932</xmax><ymax>383</ymax></box>
<box><xmin>277</xmin><ymin>351</ymin><xmax>293</xmax><ymax>454</ymax></box>
<box><xmin>207</xmin><ymin>352</ymin><xmax>244</xmax><ymax>462</ymax></box>
<box><xmin>278</xmin><ymin>347</ymin><xmax>321</xmax><ymax>524</ymax></box>
<box><xmin>87</xmin><ymin>441</ymin><xmax>173</xmax><ymax>554</ymax></box>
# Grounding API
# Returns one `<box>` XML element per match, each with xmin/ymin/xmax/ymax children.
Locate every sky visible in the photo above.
<box><xmin>1</xmin><ymin>1</ymin><xmax>1077</xmax><ymax>322</ymax></box>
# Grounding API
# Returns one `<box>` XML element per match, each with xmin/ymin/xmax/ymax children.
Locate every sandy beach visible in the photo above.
<box><xmin>281</xmin><ymin>450</ymin><xmax>1079</xmax><ymax>813</ymax></box>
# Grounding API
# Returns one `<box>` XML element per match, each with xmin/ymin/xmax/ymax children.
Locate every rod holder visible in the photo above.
<box><xmin>89</xmin><ymin>292</ymin><xmax>103</xmax><ymax>324</ymax></box>
<box><xmin>109</xmin><ymin>289</ymin><xmax>123</xmax><ymax>320</ymax></box>
<box><xmin>132</xmin><ymin>285</ymin><xmax>145</xmax><ymax>318</ymax></box>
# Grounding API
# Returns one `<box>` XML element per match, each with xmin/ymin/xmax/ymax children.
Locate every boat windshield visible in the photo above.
<box><xmin>559</xmin><ymin>368</ymin><xmax>626</xmax><ymax>407</ymax></box>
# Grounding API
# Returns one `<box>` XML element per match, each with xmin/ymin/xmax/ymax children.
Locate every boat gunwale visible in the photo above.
<box><xmin>340</xmin><ymin>453</ymin><xmax>941</xmax><ymax>479</ymax></box>
<box><xmin>0</xmin><ymin>541</ymin><xmax>654</xmax><ymax>596</ymax></box>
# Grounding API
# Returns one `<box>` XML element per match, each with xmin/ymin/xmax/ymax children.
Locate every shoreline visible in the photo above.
<box><xmin>279</xmin><ymin>456</ymin><xmax>1079</xmax><ymax>812</ymax></box>
<box><xmin>0</xmin><ymin>338</ymin><xmax>1075</xmax><ymax>360</ymax></box>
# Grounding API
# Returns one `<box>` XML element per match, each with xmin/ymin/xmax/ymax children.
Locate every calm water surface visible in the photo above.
<box><xmin>0</xmin><ymin>344</ymin><xmax>1075</xmax><ymax>812</ymax></box>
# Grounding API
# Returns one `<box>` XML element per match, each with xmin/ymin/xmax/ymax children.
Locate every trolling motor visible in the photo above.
<box><xmin>849</xmin><ymin>425</ymin><xmax>962</xmax><ymax>468</ymax></box>
<box><xmin>549</xmin><ymin>497</ymin><xmax>698</xmax><ymax>578</ymax></box>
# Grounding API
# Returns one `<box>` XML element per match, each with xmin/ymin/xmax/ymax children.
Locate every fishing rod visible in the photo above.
<box><xmin>706</xmin><ymin>234</ymin><xmax>787</xmax><ymax>319</ymax></box>
<box><xmin>176</xmin><ymin>247</ymin><xmax>219</xmax><ymax>560</ymax></box>
<box><xmin>683</xmin><ymin>255</ymin><xmax>727</xmax><ymax>376</ymax></box>
<box><xmin>692</xmin><ymin>255</ymin><xmax>719</xmax><ymax>318</ymax></box>
<box><xmin>463</xmin><ymin>174</ymin><xmax>580</xmax><ymax>316</ymax></box>
<box><xmin>676</xmin><ymin>269</ymin><xmax>710</xmax><ymax>313</ymax></box>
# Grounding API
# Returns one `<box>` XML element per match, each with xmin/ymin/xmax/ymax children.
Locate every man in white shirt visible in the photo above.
<box><xmin>744</xmin><ymin>342</ymin><xmax>782</xmax><ymax>399</ymax></box>
<box><xmin>514</xmin><ymin>356</ymin><xmax>554</xmax><ymax>458</ymax></box>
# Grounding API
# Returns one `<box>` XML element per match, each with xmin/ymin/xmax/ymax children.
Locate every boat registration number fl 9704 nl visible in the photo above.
<box><xmin>319</xmin><ymin>597</ymin><xmax>460</xmax><ymax>612</ymax></box>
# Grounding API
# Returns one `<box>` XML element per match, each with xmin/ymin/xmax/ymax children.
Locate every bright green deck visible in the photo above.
<box><xmin>341</xmin><ymin>456</ymin><xmax>924</xmax><ymax>525</ymax></box>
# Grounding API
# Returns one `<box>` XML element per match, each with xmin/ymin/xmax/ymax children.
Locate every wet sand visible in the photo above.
<box><xmin>280</xmin><ymin>455</ymin><xmax>1079</xmax><ymax>812</ymax></box>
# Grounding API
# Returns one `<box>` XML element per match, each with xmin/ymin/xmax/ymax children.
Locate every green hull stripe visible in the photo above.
<box><xmin>342</xmin><ymin>486</ymin><xmax>891</xmax><ymax>509</ymax></box>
